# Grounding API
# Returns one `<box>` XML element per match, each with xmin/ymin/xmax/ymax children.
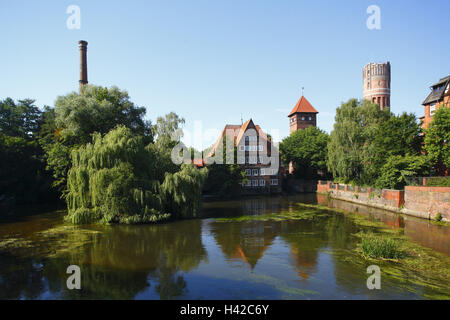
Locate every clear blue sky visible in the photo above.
<box><xmin>1</xmin><ymin>0</ymin><xmax>449</xmax><ymax>148</ymax></box>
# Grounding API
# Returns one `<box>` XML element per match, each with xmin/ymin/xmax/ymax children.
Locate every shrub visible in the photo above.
<box><xmin>435</xmin><ymin>212</ymin><xmax>443</xmax><ymax>222</ymax></box>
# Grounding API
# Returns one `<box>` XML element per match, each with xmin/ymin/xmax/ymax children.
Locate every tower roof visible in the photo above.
<box><xmin>288</xmin><ymin>96</ymin><xmax>318</xmax><ymax>117</ymax></box>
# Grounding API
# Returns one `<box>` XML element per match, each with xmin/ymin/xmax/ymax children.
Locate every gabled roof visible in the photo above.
<box><xmin>422</xmin><ymin>75</ymin><xmax>450</xmax><ymax>105</ymax></box>
<box><xmin>206</xmin><ymin>119</ymin><xmax>273</xmax><ymax>159</ymax></box>
<box><xmin>288</xmin><ymin>96</ymin><xmax>318</xmax><ymax>117</ymax></box>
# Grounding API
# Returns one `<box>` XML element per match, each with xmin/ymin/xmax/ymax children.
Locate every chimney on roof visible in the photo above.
<box><xmin>78</xmin><ymin>40</ymin><xmax>88</xmax><ymax>92</ymax></box>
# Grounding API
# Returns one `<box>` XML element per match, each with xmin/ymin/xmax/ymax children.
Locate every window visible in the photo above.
<box><xmin>430</xmin><ymin>104</ymin><xmax>436</xmax><ymax>117</ymax></box>
<box><xmin>239</xmin><ymin>145</ymin><xmax>244</xmax><ymax>151</ymax></box>
<box><xmin>270</xmin><ymin>179</ymin><xmax>278</xmax><ymax>186</ymax></box>
<box><xmin>245</xmin><ymin>136</ymin><xmax>249</xmax><ymax>142</ymax></box>
<box><xmin>245</xmin><ymin>169</ymin><xmax>251</xmax><ymax>176</ymax></box>
<box><xmin>250</xmin><ymin>145</ymin><xmax>257</xmax><ymax>151</ymax></box>
<box><xmin>271</xmin><ymin>169</ymin><xmax>278</xmax><ymax>176</ymax></box>
<box><xmin>260</xmin><ymin>169</ymin><xmax>266</xmax><ymax>176</ymax></box>
<box><xmin>308</xmin><ymin>116</ymin><xmax>312</xmax><ymax>121</ymax></box>
<box><xmin>245</xmin><ymin>156</ymin><xmax>249</xmax><ymax>164</ymax></box>
<box><xmin>252</xmin><ymin>180</ymin><xmax>258</xmax><ymax>187</ymax></box>
<box><xmin>245</xmin><ymin>180</ymin><xmax>251</xmax><ymax>187</ymax></box>
<box><xmin>258</xmin><ymin>145</ymin><xmax>264</xmax><ymax>151</ymax></box>
<box><xmin>259</xmin><ymin>179</ymin><xmax>266</xmax><ymax>187</ymax></box>
<box><xmin>252</xmin><ymin>169</ymin><xmax>259</xmax><ymax>176</ymax></box>
<box><xmin>249</xmin><ymin>156</ymin><xmax>257</xmax><ymax>164</ymax></box>
<box><xmin>301</xmin><ymin>116</ymin><xmax>305</xmax><ymax>120</ymax></box>
<box><xmin>245</xmin><ymin>145</ymin><xmax>250</xmax><ymax>151</ymax></box>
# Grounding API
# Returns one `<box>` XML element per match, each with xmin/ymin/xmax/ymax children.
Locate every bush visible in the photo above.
<box><xmin>435</xmin><ymin>212</ymin><xmax>443</xmax><ymax>222</ymax></box>
<box><xmin>361</xmin><ymin>233</ymin><xmax>403</xmax><ymax>259</ymax></box>
<box><xmin>375</xmin><ymin>155</ymin><xmax>430</xmax><ymax>190</ymax></box>
<box><xmin>426</xmin><ymin>177</ymin><xmax>450</xmax><ymax>187</ymax></box>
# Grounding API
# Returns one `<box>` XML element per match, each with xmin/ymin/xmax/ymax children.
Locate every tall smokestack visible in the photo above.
<box><xmin>78</xmin><ymin>40</ymin><xmax>88</xmax><ymax>92</ymax></box>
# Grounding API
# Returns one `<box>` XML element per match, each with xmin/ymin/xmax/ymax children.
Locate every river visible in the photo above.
<box><xmin>0</xmin><ymin>194</ymin><xmax>449</xmax><ymax>299</ymax></box>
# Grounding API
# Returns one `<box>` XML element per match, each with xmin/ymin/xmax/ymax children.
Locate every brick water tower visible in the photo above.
<box><xmin>363</xmin><ymin>62</ymin><xmax>391</xmax><ymax>110</ymax></box>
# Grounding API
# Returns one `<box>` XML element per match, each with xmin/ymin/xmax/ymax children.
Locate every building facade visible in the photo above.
<box><xmin>287</xmin><ymin>95</ymin><xmax>319</xmax><ymax>173</ymax></box>
<box><xmin>288</xmin><ymin>96</ymin><xmax>318</xmax><ymax>133</ymax></box>
<box><xmin>206</xmin><ymin>119</ymin><xmax>282</xmax><ymax>194</ymax></box>
<box><xmin>420</xmin><ymin>75</ymin><xmax>450</xmax><ymax>129</ymax></box>
<box><xmin>363</xmin><ymin>62</ymin><xmax>391</xmax><ymax>111</ymax></box>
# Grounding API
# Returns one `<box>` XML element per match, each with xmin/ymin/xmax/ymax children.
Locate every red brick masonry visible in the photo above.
<box><xmin>317</xmin><ymin>181</ymin><xmax>449</xmax><ymax>222</ymax></box>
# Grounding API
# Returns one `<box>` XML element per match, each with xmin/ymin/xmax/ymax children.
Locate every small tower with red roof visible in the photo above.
<box><xmin>288</xmin><ymin>96</ymin><xmax>318</xmax><ymax>134</ymax></box>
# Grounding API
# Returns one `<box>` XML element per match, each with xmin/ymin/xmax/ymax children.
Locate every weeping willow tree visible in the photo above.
<box><xmin>65</xmin><ymin>125</ymin><xmax>207</xmax><ymax>224</ymax></box>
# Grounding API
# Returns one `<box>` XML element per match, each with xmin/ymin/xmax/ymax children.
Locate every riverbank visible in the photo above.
<box><xmin>317</xmin><ymin>181</ymin><xmax>450</xmax><ymax>222</ymax></box>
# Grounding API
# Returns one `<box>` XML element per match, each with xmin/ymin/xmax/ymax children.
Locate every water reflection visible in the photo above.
<box><xmin>0</xmin><ymin>194</ymin><xmax>449</xmax><ymax>299</ymax></box>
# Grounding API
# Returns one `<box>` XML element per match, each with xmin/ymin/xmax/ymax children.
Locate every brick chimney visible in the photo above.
<box><xmin>78</xmin><ymin>40</ymin><xmax>88</xmax><ymax>92</ymax></box>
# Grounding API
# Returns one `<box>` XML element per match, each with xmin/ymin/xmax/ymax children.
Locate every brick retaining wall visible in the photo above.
<box><xmin>317</xmin><ymin>181</ymin><xmax>449</xmax><ymax>222</ymax></box>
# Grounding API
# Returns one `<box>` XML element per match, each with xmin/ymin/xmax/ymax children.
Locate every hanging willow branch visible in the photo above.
<box><xmin>65</xmin><ymin>125</ymin><xmax>207</xmax><ymax>224</ymax></box>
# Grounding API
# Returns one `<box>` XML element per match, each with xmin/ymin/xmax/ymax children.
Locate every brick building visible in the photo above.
<box><xmin>287</xmin><ymin>95</ymin><xmax>319</xmax><ymax>174</ymax></box>
<box><xmin>420</xmin><ymin>75</ymin><xmax>450</xmax><ymax>129</ymax></box>
<box><xmin>363</xmin><ymin>62</ymin><xmax>391</xmax><ymax>111</ymax></box>
<box><xmin>206</xmin><ymin>119</ymin><xmax>282</xmax><ymax>194</ymax></box>
<box><xmin>288</xmin><ymin>96</ymin><xmax>318</xmax><ymax>133</ymax></box>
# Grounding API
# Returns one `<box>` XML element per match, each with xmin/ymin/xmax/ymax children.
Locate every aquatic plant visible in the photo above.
<box><xmin>360</xmin><ymin>233</ymin><xmax>403</xmax><ymax>259</ymax></box>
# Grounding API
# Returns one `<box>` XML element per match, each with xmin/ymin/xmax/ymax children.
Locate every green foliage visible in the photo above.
<box><xmin>65</xmin><ymin>126</ymin><xmax>206</xmax><ymax>224</ymax></box>
<box><xmin>424</xmin><ymin>106</ymin><xmax>450</xmax><ymax>174</ymax></box>
<box><xmin>327</xmin><ymin>100</ymin><xmax>423</xmax><ymax>187</ymax></box>
<box><xmin>361</xmin><ymin>233</ymin><xmax>403</xmax><ymax>259</ymax></box>
<box><xmin>0</xmin><ymin>98</ymin><xmax>56</xmax><ymax>206</ymax></box>
<box><xmin>375</xmin><ymin>155</ymin><xmax>430</xmax><ymax>190</ymax></box>
<box><xmin>280</xmin><ymin>126</ymin><xmax>329</xmax><ymax>179</ymax></box>
<box><xmin>425</xmin><ymin>177</ymin><xmax>450</xmax><ymax>187</ymax></box>
<box><xmin>161</xmin><ymin>164</ymin><xmax>208</xmax><ymax>219</ymax></box>
<box><xmin>435</xmin><ymin>212</ymin><xmax>443</xmax><ymax>222</ymax></box>
<box><xmin>202</xmin><ymin>136</ymin><xmax>246</xmax><ymax>198</ymax></box>
<box><xmin>43</xmin><ymin>85</ymin><xmax>153</xmax><ymax>192</ymax></box>
<box><xmin>327</xmin><ymin>99</ymin><xmax>390</xmax><ymax>185</ymax></box>
<box><xmin>0</xmin><ymin>98</ymin><xmax>41</xmax><ymax>139</ymax></box>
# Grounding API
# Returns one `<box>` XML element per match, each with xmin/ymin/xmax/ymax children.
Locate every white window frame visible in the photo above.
<box><xmin>245</xmin><ymin>180</ymin><xmax>251</xmax><ymax>187</ymax></box>
<box><xmin>251</xmin><ymin>179</ymin><xmax>258</xmax><ymax>187</ymax></box>
<box><xmin>260</xmin><ymin>169</ymin><xmax>266</xmax><ymax>176</ymax></box>
<box><xmin>239</xmin><ymin>145</ymin><xmax>244</xmax><ymax>151</ymax></box>
<box><xmin>259</xmin><ymin>179</ymin><xmax>266</xmax><ymax>187</ymax></box>
<box><xmin>252</xmin><ymin>169</ymin><xmax>259</xmax><ymax>176</ymax></box>
<box><xmin>430</xmin><ymin>104</ymin><xmax>436</xmax><ymax>117</ymax></box>
<box><xmin>270</xmin><ymin>179</ymin><xmax>278</xmax><ymax>186</ymax></box>
<box><xmin>245</xmin><ymin>169</ymin><xmax>251</xmax><ymax>176</ymax></box>
<box><xmin>258</xmin><ymin>145</ymin><xmax>263</xmax><ymax>151</ymax></box>
<box><xmin>271</xmin><ymin>169</ymin><xmax>278</xmax><ymax>176</ymax></box>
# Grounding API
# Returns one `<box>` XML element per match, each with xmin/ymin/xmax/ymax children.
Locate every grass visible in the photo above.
<box><xmin>360</xmin><ymin>233</ymin><xmax>404</xmax><ymax>259</ymax></box>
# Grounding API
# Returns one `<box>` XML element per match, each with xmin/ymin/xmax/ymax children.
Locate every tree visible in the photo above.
<box><xmin>43</xmin><ymin>85</ymin><xmax>153</xmax><ymax>192</ymax></box>
<box><xmin>280</xmin><ymin>126</ymin><xmax>329</xmax><ymax>179</ymax></box>
<box><xmin>375</xmin><ymin>155</ymin><xmax>430</xmax><ymax>190</ymax></box>
<box><xmin>0</xmin><ymin>98</ymin><xmax>56</xmax><ymax>206</ymax></box>
<box><xmin>327</xmin><ymin>99</ymin><xmax>390</xmax><ymax>184</ymax></box>
<box><xmin>0</xmin><ymin>98</ymin><xmax>41</xmax><ymax>139</ymax></box>
<box><xmin>202</xmin><ymin>136</ymin><xmax>246</xmax><ymax>198</ymax></box>
<box><xmin>65</xmin><ymin>126</ymin><xmax>207</xmax><ymax>224</ymax></box>
<box><xmin>424</xmin><ymin>106</ymin><xmax>450</xmax><ymax>175</ymax></box>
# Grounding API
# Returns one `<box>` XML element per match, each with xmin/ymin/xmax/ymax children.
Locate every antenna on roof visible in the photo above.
<box><xmin>301</xmin><ymin>86</ymin><xmax>304</xmax><ymax>96</ymax></box>
<box><xmin>241</xmin><ymin>114</ymin><xmax>243</xmax><ymax>125</ymax></box>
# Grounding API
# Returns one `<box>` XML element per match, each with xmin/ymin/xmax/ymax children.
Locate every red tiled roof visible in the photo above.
<box><xmin>288</xmin><ymin>96</ymin><xmax>318</xmax><ymax>116</ymax></box>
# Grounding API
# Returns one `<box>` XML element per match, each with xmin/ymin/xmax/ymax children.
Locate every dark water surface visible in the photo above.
<box><xmin>0</xmin><ymin>194</ymin><xmax>449</xmax><ymax>299</ymax></box>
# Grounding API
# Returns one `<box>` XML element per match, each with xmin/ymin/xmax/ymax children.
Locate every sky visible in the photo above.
<box><xmin>1</xmin><ymin>0</ymin><xmax>449</xmax><ymax>149</ymax></box>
